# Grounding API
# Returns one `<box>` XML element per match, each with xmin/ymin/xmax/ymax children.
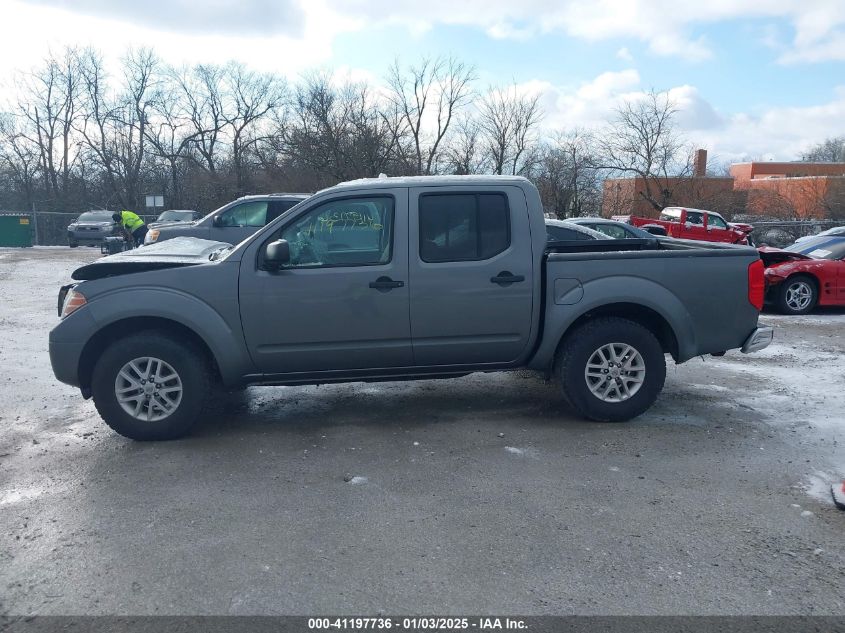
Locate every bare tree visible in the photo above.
<box><xmin>77</xmin><ymin>47</ymin><xmax>158</xmax><ymax>209</ymax></box>
<box><xmin>144</xmin><ymin>73</ymin><xmax>204</xmax><ymax>207</ymax></box>
<box><xmin>445</xmin><ymin>117</ymin><xmax>484</xmax><ymax>175</ymax></box>
<box><xmin>0</xmin><ymin>113</ymin><xmax>41</xmax><ymax>209</ymax></box>
<box><xmin>478</xmin><ymin>83</ymin><xmax>542</xmax><ymax>176</ymax></box>
<box><xmin>533</xmin><ymin>130</ymin><xmax>601</xmax><ymax>218</ymax></box>
<box><xmin>597</xmin><ymin>90</ymin><xmax>689</xmax><ymax>211</ymax></box>
<box><xmin>801</xmin><ymin>136</ymin><xmax>845</xmax><ymax>162</ymax></box>
<box><xmin>220</xmin><ymin>62</ymin><xmax>286</xmax><ymax>194</ymax></box>
<box><xmin>276</xmin><ymin>72</ymin><xmax>407</xmax><ymax>185</ymax></box>
<box><xmin>386</xmin><ymin>56</ymin><xmax>475</xmax><ymax>175</ymax></box>
<box><xmin>15</xmin><ymin>47</ymin><xmax>84</xmax><ymax>207</ymax></box>
<box><xmin>173</xmin><ymin>64</ymin><xmax>227</xmax><ymax>176</ymax></box>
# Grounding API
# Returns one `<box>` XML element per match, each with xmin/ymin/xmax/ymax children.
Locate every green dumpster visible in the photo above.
<box><xmin>0</xmin><ymin>214</ymin><xmax>33</xmax><ymax>247</ymax></box>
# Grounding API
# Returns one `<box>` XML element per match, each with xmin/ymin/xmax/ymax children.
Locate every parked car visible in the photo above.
<box><xmin>567</xmin><ymin>217</ymin><xmax>662</xmax><ymax>239</ymax></box>
<box><xmin>545</xmin><ymin>219</ymin><xmax>606</xmax><ymax>244</ymax></box>
<box><xmin>67</xmin><ymin>210</ymin><xmax>118</xmax><ymax>247</ymax></box>
<box><xmin>144</xmin><ymin>194</ymin><xmax>310</xmax><ymax>246</ymax></box>
<box><xmin>794</xmin><ymin>226</ymin><xmax>845</xmax><ymax>243</ymax></box>
<box><xmin>149</xmin><ymin>209</ymin><xmax>201</xmax><ymax>227</ymax></box>
<box><xmin>50</xmin><ymin>175</ymin><xmax>771</xmax><ymax>440</ymax></box>
<box><xmin>614</xmin><ymin>207</ymin><xmax>754</xmax><ymax>245</ymax></box>
<box><xmin>759</xmin><ymin>235</ymin><xmax>845</xmax><ymax>314</ymax></box>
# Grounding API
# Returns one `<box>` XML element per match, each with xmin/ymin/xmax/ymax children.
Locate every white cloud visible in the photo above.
<box><xmin>529</xmin><ymin>69</ymin><xmax>844</xmax><ymax>161</ymax></box>
<box><xmin>9</xmin><ymin>0</ymin><xmax>845</xmax><ymax>71</ymax></box>
<box><xmin>0</xmin><ymin>0</ymin><xmax>360</xmax><ymax>84</ymax></box>
<box><xmin>19</xmin><ymin>0</ymin><xmax>306</xmax><ymax>37</ymax></box>
<box><xmin>317</xmin><ymin>0</ymin><xmax>845</xmax><ymax>63</ymax></box>
<box><xmin>615</xmin><ymin>47</ymin><xmax>634</xmax><ymax>62</ymax></box>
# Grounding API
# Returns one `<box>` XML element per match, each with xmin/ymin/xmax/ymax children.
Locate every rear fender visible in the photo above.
<box><xmin>529</xmin><ymin>276</ymin><xmax>696</xmax><ymax>370</ymax></box>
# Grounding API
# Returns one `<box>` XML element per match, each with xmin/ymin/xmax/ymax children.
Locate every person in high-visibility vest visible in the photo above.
<box><xmin>112</xmin><ymin>210</ymin><xmax>148</xmax><ymax>247</ymax></box>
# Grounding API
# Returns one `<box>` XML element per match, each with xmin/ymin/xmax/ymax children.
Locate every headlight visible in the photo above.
<box><xmin>67</xmin><ymin>224</ymin><xmax>77</xmax><ymax>230</ymax></box>
<box><xmin>61</xmin><ymin>288</ymin><xmax>87</xmax><ymax>319</ymax></box>
<box><xmin>145</xmin><ymin>229</ymin><xmax>160</xmax><ymax>244</ymax></box>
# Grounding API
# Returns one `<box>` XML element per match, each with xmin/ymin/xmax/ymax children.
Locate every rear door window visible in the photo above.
<box><xmin>419</xmin><ymin>193</ymin><xmax>510</xmax><ymax>263</ymax></box>
<box><xmin>217</xmin><ymin>201</ymin><xmax>269</xmax><ymax>227</ymax></box>
<box><xmin>591</xmin><ymin>224</ymin><xmax>628</xmax><ymax>239</ymax></box>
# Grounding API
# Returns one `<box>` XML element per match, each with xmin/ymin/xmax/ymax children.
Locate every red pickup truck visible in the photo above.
<box><xmin>613</xmin><ymin>207</ymin><xmax>754</xmax><ymax>245</ymax></box>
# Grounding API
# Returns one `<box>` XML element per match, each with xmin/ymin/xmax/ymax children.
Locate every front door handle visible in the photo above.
<box><xmin>369</xmin><ymin>276</ymin><xmax>404</xmax><ymax>291</ymax></box>
<box><xmin>491</xmin><ymin>271</ymin><xmax>525</xmax><ymax>286</ymax></box>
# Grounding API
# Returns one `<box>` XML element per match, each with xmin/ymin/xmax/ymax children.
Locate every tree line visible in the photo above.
<box><xmin>0</xmin><ymin>46</ymin><xmax>842</xmax><ymax>220</ymax></box>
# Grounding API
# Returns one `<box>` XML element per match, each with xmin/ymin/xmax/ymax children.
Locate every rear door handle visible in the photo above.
<box><xmin>491</xmin><ymin>271</ymin><xmax>525</xmax><ymax>286</ymax></box>
<box><xmin>369</xmin><ymin>276</ymin><xmax>404</xmax><ymax>291</ymax></box>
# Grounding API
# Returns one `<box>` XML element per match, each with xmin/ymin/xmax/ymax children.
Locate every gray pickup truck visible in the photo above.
<box><xmin>50</xmin><ymin>176</ymin><xmax>773</xmax><ymax>440</ymax></box>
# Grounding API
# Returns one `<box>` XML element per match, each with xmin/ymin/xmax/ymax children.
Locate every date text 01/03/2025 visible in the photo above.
<box><xmin>307</xmin><ymin>617</ymin><xmax>528</xmax><ymax>630</ymax></box>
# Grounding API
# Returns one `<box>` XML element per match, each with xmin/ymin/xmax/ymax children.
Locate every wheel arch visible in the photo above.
<box><xmin>553</xmin><ymin>303</ymin><xmax>680</xmax><ymax>366</ymax></box>
<box><xmin>78</xmin><ymin>317</ymin><xmax>222</xmax><ymax>393</ymax></box>
<box><xmin>782</xmin><ymin>271</ymin><xmax>820</xmax><ymax>290</ymax></box>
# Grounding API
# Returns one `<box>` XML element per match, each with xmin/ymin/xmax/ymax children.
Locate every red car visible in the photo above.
<box><xmin>759</xmin><ymin>236</ymin><xmax>845</xmax><ymax>314</ymax></box>
<box><xmin>614</xmin><ymin>207</ymin><xmax>754</xmax><ymax>244</ymax></box>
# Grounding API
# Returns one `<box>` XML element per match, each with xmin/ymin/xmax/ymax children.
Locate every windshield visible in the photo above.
<box><xmin>785</xmin><ymin>237</ymin><xmax>845</xmax><ymax>260</ymax></box>
<box><xmin>157</xmin><ymin>210</ymin><xmax>194</xmax><ymax>222</ymax></box>
<box><xmin>78</xmin><ymin>211</ymin><xmax>113</xmax><ymax>222</ymax></box>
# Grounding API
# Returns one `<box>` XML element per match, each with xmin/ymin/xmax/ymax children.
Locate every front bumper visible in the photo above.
<box><xmin>69</xmin><ymin>231</ymin><xmax>112</xmax><ymax>244</ymax></box>
<box><xmin>741</xmin><ymin>325</ymin><xmax>774</xmax><ymax>354</ymax></box>
<box><xmin>49</xmin><ymin>307</ymin><xmax>98</xmax><ymax>388</ymax></box>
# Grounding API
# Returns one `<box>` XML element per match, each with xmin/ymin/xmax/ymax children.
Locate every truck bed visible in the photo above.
<box><xmin>531</xmin><ymin>238</ymin><xmax>762</xmax><ymax>367</ymax></box>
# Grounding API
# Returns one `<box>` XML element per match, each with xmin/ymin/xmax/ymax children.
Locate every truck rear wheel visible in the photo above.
<box><xmin>556</xmin><ymin>317</ymin><xmax>666</xmax><ymax>422</ymax></box>
<box><xmin>91</xmin><ymin>332</ymin><xmax>211</xmax><ymax>440</ymax></box>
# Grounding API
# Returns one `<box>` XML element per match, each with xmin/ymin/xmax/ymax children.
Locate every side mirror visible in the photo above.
<box><xmin>265</xmin><ymin>239</ymin><xmax>291</xmax><ymax>269</ymax></box>
<box><xmin>212</xmin><ymin>215</ymin><xmax>223</xmax><ymax>227</ymax></box>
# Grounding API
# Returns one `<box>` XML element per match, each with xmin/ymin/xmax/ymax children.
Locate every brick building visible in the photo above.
<box><xmin>601</xmin><ymin>151</ymin><xmax>845</xmax><ymax>219</ymax></box>
<box><xmin>730</xmin><ymin>162</ymin><xmax>845</xmax><ymax>219</ymax></box>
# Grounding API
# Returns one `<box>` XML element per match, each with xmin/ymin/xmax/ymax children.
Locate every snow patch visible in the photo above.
<box><xmin>803</xmin><ymin>471</ymin><xmax>839</xmax><ymax>506</ymax></box>
<box><xmin>504</xmin><ymin>446</ymin><xmax>538</xmax><ymax>458</ymax></box>
<box><xmin>348</xmin><ymin>476</ymin><xmax>368</xmax><ymax>485</ymax></box>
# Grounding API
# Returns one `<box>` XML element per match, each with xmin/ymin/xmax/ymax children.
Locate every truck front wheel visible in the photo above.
<box><xmin>556</xmin><ymin>317</ymin><xmax>666</xmax><ymax>422</ymax></box>
<box><xmin>91</xmin><ymin>332</ymin><xmax>211</xmax><ymax>440</ymax></box>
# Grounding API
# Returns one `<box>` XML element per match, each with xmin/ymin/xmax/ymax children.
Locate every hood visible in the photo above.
<box><xmin>757</xmin><ymin>246</ymin><xmax>812</xmax><ymax>267</ymax></box>
<box><xmin>72</xmin><ymin>237</ymin><xmax>231</xmax><ymax>280</ymax></box>
<box><xmin>149</xmin><ymin>220</ymin><xmax>197</xmax><ymax>230</ymax></box>
<box><xmin>729</xmin><ymin>222</ymin><xmax>754</xmax><ymax>233</ymax></box>
<box><xmin>71</xmin><ymin>221</ymin><xmax>114</xmax><ymax>227</ymax></box>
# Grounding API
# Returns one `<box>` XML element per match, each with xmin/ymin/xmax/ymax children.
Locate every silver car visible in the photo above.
<box><xmin>67</xmin><ymin>210</ymin><xmax>118</xmax><ymax>247</ymax></box>
<box><xmin>145</xmin><ymin>194</ymin><xmax>309</xmax><ymax>246</ymax></box>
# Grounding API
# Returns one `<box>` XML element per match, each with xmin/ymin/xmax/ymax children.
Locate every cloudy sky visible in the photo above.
<box><xmin>3</xmin><ymin>0</ymin><xmax>844</xmax><ymax>163</ymax></box>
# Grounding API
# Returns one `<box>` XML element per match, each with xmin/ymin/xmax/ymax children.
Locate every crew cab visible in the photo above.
<box><xmin>615</xmin><ymin>207</ymin><xmax>754</xmax><ymax>245</ymax></box>
<box><xmin>50</xmin><ymin>176</ymin><xmax>772</xmax><ymax>440</ymax></box>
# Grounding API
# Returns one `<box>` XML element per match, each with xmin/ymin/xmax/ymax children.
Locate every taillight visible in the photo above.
<box><xmin>61</xmin><ymin>289</ymin><xmax>87</xmax><ymax>318</ymax></box>
<box><xmin>748</xmin><ymin>259</ymin><xmax>764</xmax><ymax>311</ymax></box>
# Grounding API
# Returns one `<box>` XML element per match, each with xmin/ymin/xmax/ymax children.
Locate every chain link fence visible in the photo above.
<box><xmin>742</xmin><ymin>219</ymin><xmax>845</xmax><ymax>247</ymax></box>
<box><xmin>28</xmin><ymin>211</ymin><xmax>159</xmax><ymax>246</ymax></box>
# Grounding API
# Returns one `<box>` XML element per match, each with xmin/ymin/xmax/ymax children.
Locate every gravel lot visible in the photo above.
<box><xmin>0</xmin><ymin>247</ymin><xmax>843</xmax><ymax>616</ymax></box>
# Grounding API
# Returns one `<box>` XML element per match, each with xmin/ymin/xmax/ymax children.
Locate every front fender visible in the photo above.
<box><xmin>83</xmin><ymin>286</ymin><xmax>254</xmax><ymax>385</ymax></box>
<box><xmin>529</xmin><ymin>276</ymin><xmax>697</xmax><ymax>371</ymax></box>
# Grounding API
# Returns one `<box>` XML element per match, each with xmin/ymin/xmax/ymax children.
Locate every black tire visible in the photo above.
<box><xmin>69</xmin><ymin>240</ymin><xmax>78</xmax><ymax>248</ymax></box>
<box><xmin>776</xmin><ymin>275</ymin><xmax>817</xmax><ymax>315</ymax></box>
<box><xmin>91</xmin><ymin>331</ymin><xmax>211</xmax><ymax>440</ymax></box>
<box><xmin>555</xmin><ymin>317</ymin><xmax>666</xmax><ymax>422</ymax></box>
